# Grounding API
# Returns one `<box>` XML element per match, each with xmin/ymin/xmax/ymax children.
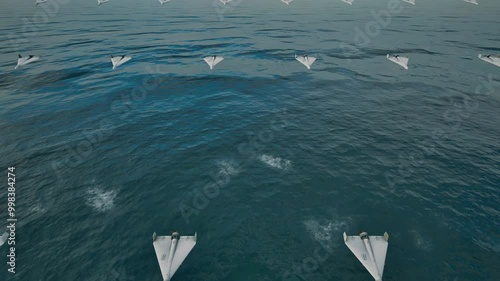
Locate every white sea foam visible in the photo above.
<box><xmin>209</xmin><ymin>159</ymin><xmax>241</xmax><ymax>188</ymax></box>
<box><xmin>30</xmin><ymin>203</ymin><xmax>46</xmax><ymax>215</ymax></box>
<box><xmin>217</xmin><ymin>159</ymin><xmax>240</xmax><ymax>178</ymax></box>
<box><xmin>258</xmin><ymin>154</ymin><xmax>291</xmax><ymax>170</ymax></box>
<box><xmin>304</xmin><ymin>219</ymin><xmax>347</xmax><ymax>249</ymax></box>
<box><xmin>0</xmin><ymin>232</ymin><xmax>8</xmax><ymax>247</ymax></box>
<box><xmin>409</xmin><ymin>229</ymin><xmax>432</xmax><ymax>251</ymax></box>
<box><xmin>85</xmin><ymin>187</ymin><xmax>117</xmax><ymax>212</ymax></box>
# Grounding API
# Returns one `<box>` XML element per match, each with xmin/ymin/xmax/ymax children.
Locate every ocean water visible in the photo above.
<box><xmin>0</xmin><ymin>0</ymin><xmax>499</xmax><ymax>280</ymax></box>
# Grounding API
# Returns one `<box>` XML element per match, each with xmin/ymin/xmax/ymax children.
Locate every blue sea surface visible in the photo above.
<box><xmin>0</xmin><ymin>0</ymin><xmax>499</xmax><ymax>280</ymax></box>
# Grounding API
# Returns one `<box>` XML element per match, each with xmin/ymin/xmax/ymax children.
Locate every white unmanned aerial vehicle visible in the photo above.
<box><xmin>153</xmin><ymin>231</ymin><xmax>197</xmax><ymax>281</ymax></box>
<box><xmin>344</xmin><ymin>231</ymin><xmax>389</xmax><ymax>281</ymax></box>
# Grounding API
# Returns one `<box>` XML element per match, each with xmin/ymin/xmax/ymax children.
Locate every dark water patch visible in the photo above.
<box><xmin>480</xmin><ymin>46</ymin><xmax>500</xmax><ymax>52</ymax></box>
<box><xmin>10</xmin><ymin>68</ymin><xmax>92</xmax><ymax>93</ymax></box>
<box><xmin>55</xmin><ymin>39</ymin><xmax>104</xmax><ymax>49</ymax></box>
